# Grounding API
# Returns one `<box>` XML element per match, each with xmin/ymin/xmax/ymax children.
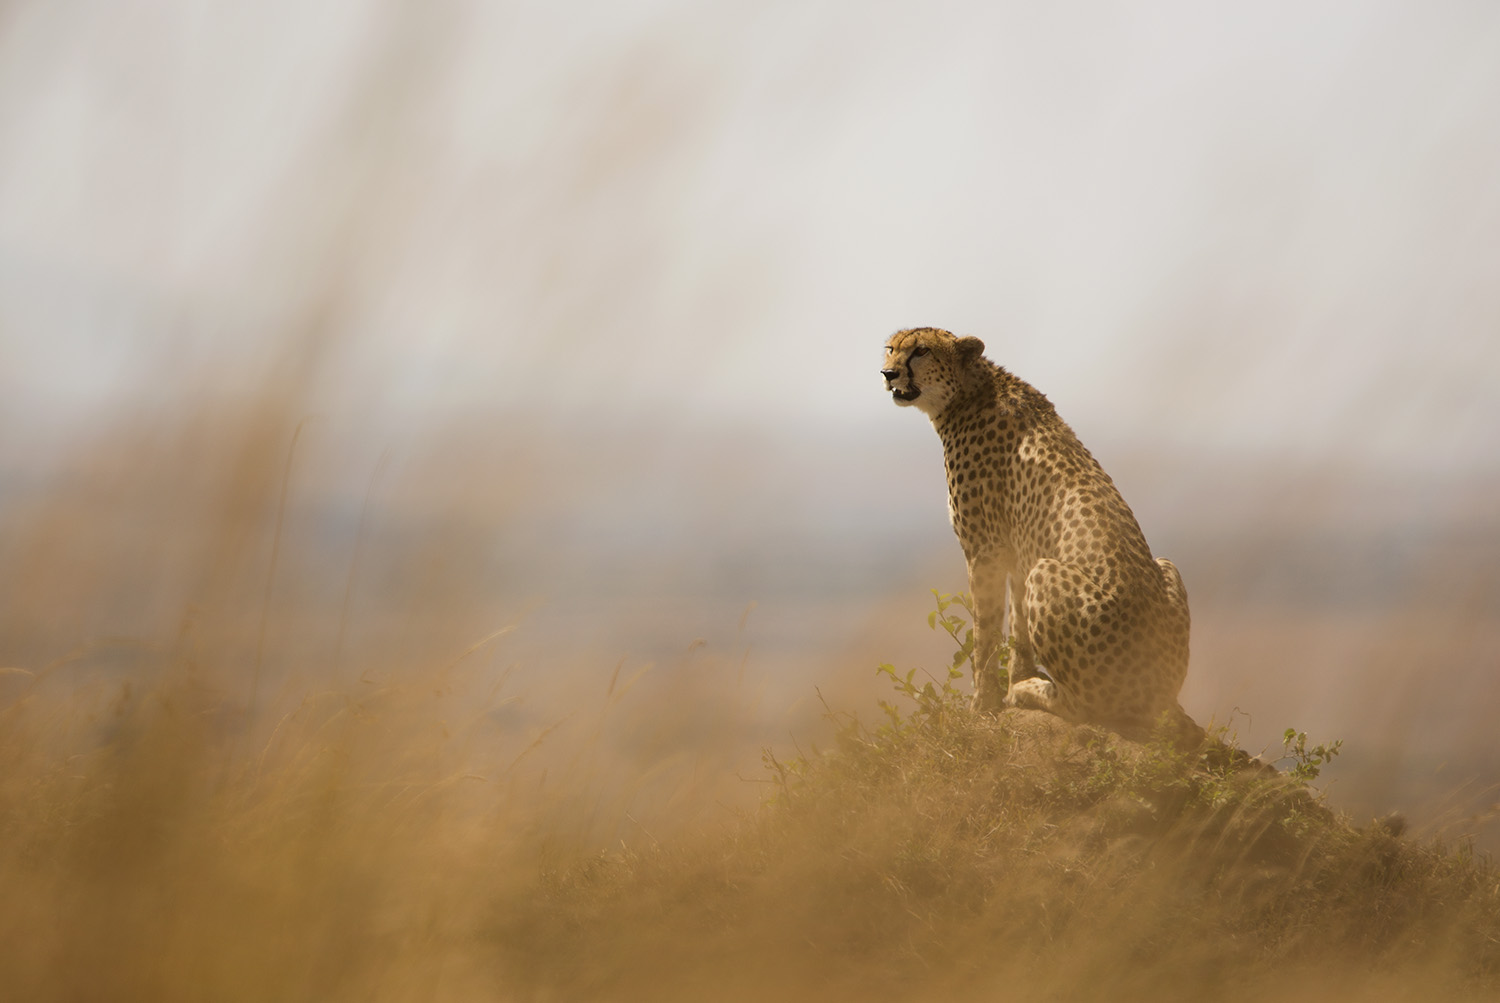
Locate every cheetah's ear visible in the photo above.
<box><xmin>956</xmin><ymin>336</ymin><xmax>985</xmax><ymax>361</ymax></box>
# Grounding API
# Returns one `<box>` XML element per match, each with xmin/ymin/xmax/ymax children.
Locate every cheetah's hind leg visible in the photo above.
<box><xmin>1003</xmin><ymin>666</ymin><xmax>1068</xmax><ymax>716</ymax></box>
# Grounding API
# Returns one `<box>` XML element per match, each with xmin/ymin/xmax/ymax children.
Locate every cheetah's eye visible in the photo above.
<box><xmin>912</xmin><ymin>346</ymin><xmax>929</xmax><ymax>357</ymax></box>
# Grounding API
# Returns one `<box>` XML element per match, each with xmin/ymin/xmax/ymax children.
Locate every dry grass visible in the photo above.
<box><xmin>3</xmin><ymin>641</ymin><xmax>1498</xmax><ymax>1002</ymax></box>
<box><xmin>1</xmin><ymin>411</ymin><xmax>1497</xmax><ymax>1002</ymax></box>
<box><xmin>0</xmin><ymin>658</ymin><xmax>520</xmax><ymax>1001</ymax></box>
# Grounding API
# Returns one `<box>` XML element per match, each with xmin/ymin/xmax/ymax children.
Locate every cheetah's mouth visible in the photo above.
<box><xmin>891</xmin><ymin>387</ymin><xmax>921</xmax><ymax>403</ymax></box>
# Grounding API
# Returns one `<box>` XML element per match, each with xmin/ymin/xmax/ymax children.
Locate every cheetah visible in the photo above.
<box><xmin>881</xmin><ymin>327</ymin><xmax>1194</xmax><ymax>737</ymax></box>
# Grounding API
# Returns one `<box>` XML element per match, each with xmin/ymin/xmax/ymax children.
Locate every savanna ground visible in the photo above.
<box><xmin>3</xmin><ymin>502</ymin><xmax>1499</xmax><ymax>1003</ymax></box>
<box><xmin>0</xmin><ymin>407</ymin><xmax>1497</xmax><ymax>1003</ymax></box>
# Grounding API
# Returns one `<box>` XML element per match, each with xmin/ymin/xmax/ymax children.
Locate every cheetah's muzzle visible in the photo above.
<box><xmin>881</xmin><ymin>366</ymin><xmax>920</xmax><ymax>403</ymax></box>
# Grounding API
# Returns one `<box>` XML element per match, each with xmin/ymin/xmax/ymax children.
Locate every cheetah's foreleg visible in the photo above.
<box><xmin>967</xmin><ymin>553</ymin><xmax>1010</xmax><ymax>713</ymax></box>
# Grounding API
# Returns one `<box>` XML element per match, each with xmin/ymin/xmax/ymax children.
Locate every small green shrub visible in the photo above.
<box><xmin>874</xmin><ymin>590</ymin><xmax>1004</xmax><ymax>734</ymax></box>
<box><xmin>1279</xmin><ymin>727</ymin><xmax>1343</xmax><ymax>782</ymax></box>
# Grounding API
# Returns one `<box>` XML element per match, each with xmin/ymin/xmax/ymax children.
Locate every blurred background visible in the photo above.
<box><xmin>1</xmin><ymin>0</ymin><xmax>1498</xmax><ymax>846</ymax></box>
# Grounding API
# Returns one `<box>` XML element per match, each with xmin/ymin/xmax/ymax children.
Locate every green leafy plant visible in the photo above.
<box><xmin>1279</xmin><ymin>727</ymin><xmax>1343</xmax><ymax>782</ymax></box>
<box><xmin>875</xmin><ymin>590</ymin><xmax>1007</xmax><ymax>733</ymax></box>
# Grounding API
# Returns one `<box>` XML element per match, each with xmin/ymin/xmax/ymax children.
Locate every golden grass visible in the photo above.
<box><xmin>2</xmin><ymin>413</ymin><xmax>1497</xmax><ymax>1002</ymax></box>
<box><xmin>4</xmin><ymin>643</ymin><xmax>1498</xmax><ymax>1002</ymax></box>
<box><xmin>1</xmin><ymin>658</ymin><xmax>513</xmax><ymax>1001</ymax></box>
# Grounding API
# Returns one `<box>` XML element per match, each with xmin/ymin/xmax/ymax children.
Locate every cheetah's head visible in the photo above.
<box><xmin>881</xmin><ymin>327</ymin><xmax>987</xmax><ymax>417</ymax></box>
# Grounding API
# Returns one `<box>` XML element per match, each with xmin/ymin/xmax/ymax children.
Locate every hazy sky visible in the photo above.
<box><xmin>2</xmin><ymin>0</ymin><xmax>1498</xmax><ymax>471</ymax></box>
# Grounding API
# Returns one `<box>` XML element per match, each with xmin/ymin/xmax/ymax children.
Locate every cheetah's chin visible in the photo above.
<box><xmin>891</xmin><ymin>387</ymin><xmax>921</xmax><ymax>403</ymax></box>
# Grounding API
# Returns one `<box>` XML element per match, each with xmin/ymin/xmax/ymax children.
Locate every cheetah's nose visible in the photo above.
<box><xmin>880</xmin><ymin>368</ymin><xmax>900</xmax><ymax>382</ymax></box>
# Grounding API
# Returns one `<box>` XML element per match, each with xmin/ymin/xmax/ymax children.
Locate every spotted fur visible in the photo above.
<box><xmin>881</xmin><ymin>327</ymin><xmax>1193</xmax><ymax>735</ymax></box>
